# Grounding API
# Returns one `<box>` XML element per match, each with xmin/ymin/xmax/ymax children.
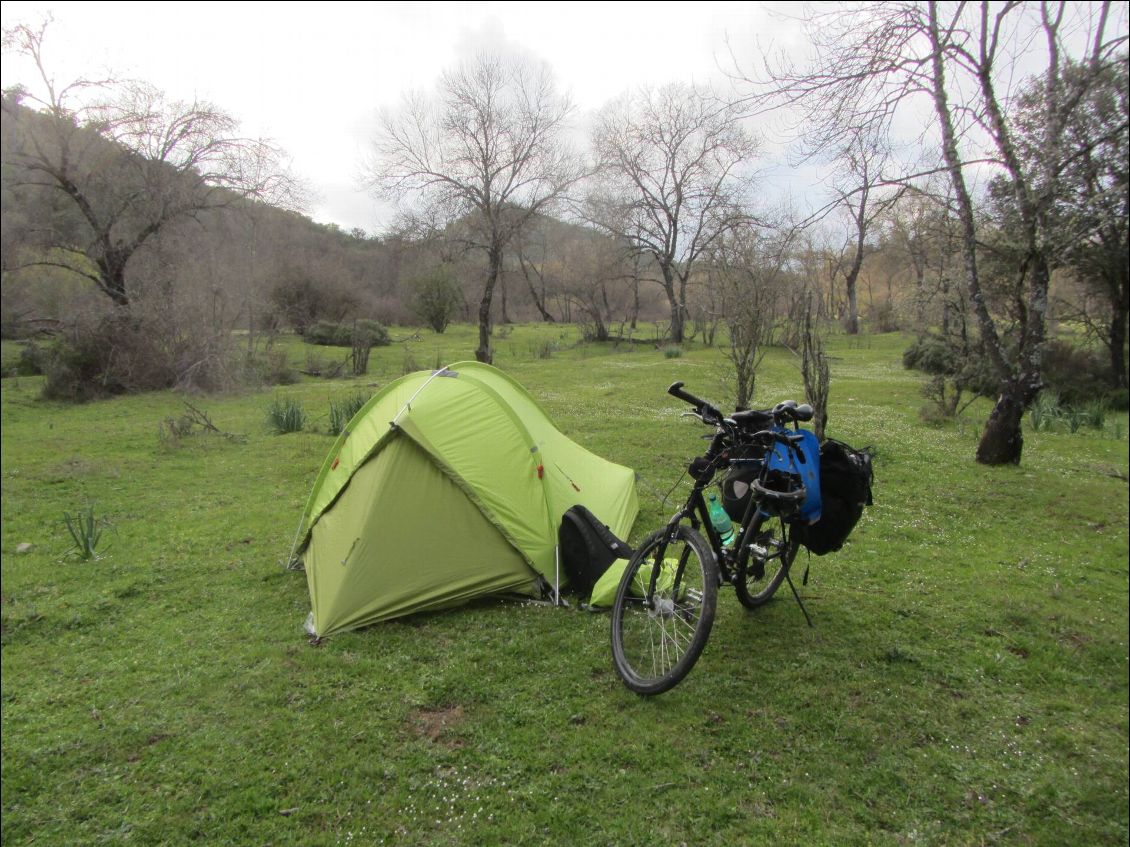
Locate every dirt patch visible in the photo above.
<box><xmin>409</xmin><ymin>705</ymin><xmax>465</xmax><ymax>748</ymax></box>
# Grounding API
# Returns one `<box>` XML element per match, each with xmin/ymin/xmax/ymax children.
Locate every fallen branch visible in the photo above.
<box><xmin>182</xmin><ymin>402</ymin><xmax>247</xmax><ymax>443</ymax></box>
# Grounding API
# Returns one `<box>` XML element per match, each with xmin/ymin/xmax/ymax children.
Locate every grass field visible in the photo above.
<box><xmin>2</xmin><ymin>325</ymin><xmax>1127</xmax><ymax>846</ymax></box>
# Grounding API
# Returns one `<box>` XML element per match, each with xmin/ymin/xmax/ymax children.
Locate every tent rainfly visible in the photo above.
<box><xmin>295</xmin><ymin>362</ymin><xmax>638</xmax><ymax>637</ymax></box>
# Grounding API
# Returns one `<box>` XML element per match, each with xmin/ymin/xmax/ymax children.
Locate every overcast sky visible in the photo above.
<box><xmin>4</xmin><ymin>2</ymin><xmax>1123</xmax><ymax>235</ymax></box>
<box><xmin>1</xmin><ymin>1</ymin><xmax>814</xmax><ymax>233</ymax></box>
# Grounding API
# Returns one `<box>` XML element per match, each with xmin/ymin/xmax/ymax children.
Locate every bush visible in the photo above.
<box><xmin>410</xmin><ymin>266</ymin><xmax>463</xmax><ymax>334</ymax></box>
<box><xmin>1105</xmin><ymin>388</ymin><xmax>1129</xmax><ymax>411</ymax></box>
<box><xmin>13</xmin><ymin>342</ymin><xmax>46</xmax><ymax>376</ymax></box>
<box><xmin>868</xmin><ymin>300</ymin><xmax>901</xmax><ymax>333</ymax></box>
<box><xmin>903</xmin><ymin>334</ymin><xmax>997</xmax><ymax>400</ymax></box>
<box><xmin>1040</xmin><ymin>340</ymin><xmax>1112</xmax><ymax>407</ymax></box>
<box><xmin>305</xmin><ymin>320</ymin><xmax>390</xmax><ymax>348</ymax></box>
<box><xmin>902</xmin><ymin>335</ymin><xmax>956</xmax><ymax>375</ymax></box>
<box><xmin>42</xmin><ymin>313</ymin><xmax>234</xmax><ymax>402</ymax></box>
<box><xmin>269</xmin><ymin>273</ymin><xmax>358</xmax><ymax>335</ymax></box>
<box><xmin>245</xmin><ymin>349</ymin><xmax>298</xmax><ymax>386</ymax></box>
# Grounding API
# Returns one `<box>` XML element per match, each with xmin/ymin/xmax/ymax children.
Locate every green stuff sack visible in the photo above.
<box><xmin>588</xmin><ymin>558</ymin><xmax>681</xmax><ymax>608</ymax></box>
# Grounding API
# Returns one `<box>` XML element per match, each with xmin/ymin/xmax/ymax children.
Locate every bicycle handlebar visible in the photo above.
<box><xmin>668</xmin><ymin>381</ymin><xmax>722</xmax><ymax>424</ymax></box>
<box><xmin>670</xmin><ymin>381</ymin><xmax>813</xmax><ymax>429</ymax></box>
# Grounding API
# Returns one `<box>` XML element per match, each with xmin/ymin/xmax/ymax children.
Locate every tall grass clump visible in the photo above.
<box><xmin>62</xmin><ymin>504</ymin><xmax>107</xmax><ymax>561</ymax></box>
<box><xmin>1029</xmin><ymin>391</ymin><xmax>1061</xmax><ymax>432</ymax></box>
<box><xmin>1029</xmin><ymin>391</ymin><xmax>1108</xmax><ymax>434</ymax></box>
<box><xmin>266</xmin><ymin>396</ymin><xmax>307</xmax><ymax>434</ymax></box>
<box><xmin>531</xmin><ymin>339</ymin><xmax>556</xmax><ymax>359</ymax></box>
<box><xmin>328</xmin><ymin>393</ymin><xmax>369</xmax><ymax>435</ymax></box>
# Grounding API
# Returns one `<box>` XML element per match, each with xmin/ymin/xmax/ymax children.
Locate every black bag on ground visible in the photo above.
<box><xmin>558</xmin><ymin>505</ymin><xmax>635</xmax><ymax>595</ymax></box>
<box><xmin>795</xmin><ymin>439</ymin><xmax>874</xmax><ymax>555</ymax></box>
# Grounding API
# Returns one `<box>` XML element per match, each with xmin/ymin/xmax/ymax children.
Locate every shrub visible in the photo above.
<box><xmin>903</xmin><ymin>334</ymin><xmax>997</xmax><ymax>402</ymax></box>
<box><xmin>1040</xmin><ymin>340</ymin><xmax>1112</xmax><ymax>406</ymax></box>
<box><xmin>12</xmin><ymin>342</ymin><xmax>46</xmax><ymax>376</ymax></box>
<box><xmin>868</xmin><ymin>300</ymin><xmax>901</xmax><ymax>333</ymax></box>
<box><xmin>1106</xmin><ymin>388</ymin><xmax>1129</xmax><ymax>411</ymax></box>
<box><xmin>664</xmin><ymin>346</ymin><xmax>683</xmax><ymax>359</ymax></box>
<box><xmin>266</xmin><ymin>397</ymin><xmax>307</xmax><ymax>434</ymax></box>
<box><xmin>305</xmin><ymin>320</ymin><xmax>390</xmax><ymax>348</ymax></box>
<box><xmin>410</xmin><ymin>266</ymin><xmax>463</xmax><ymax>334</ymax></box>
<box><xmin>42</xmin><ymin>312</ymin><xmax>233</xmax><ymax>402</ymax></box>
<box><xmin>247</xmin><ymin>349</ymin><xmax>298</xmax><ymax>386</ymax></box>
<box><xmin>269</xmin><ymin>273</ymin><xmax>358</xmax><ymax>335</ymax></box>
<box><xmin>902</xmin><ymin>335</ymin><xmax>956</xmax><ymax>375</ymax></box>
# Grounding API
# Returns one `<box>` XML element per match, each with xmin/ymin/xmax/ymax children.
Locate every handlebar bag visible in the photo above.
<box><xmin>794</xmin><ymin>439</ymin><xmax>874</xmax><ymax>555</ymax></box>
<box><xmin>721</xmin><ymin>429</ymin><xmax>822</xmax><ymax>523</ymax></box>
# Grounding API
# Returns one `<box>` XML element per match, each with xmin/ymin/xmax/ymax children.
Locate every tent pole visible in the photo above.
<box><xmin>391</xmin><ymin>363</ymin><xmax>453</xmax><ymax>427</ymax></box>
<box><xmin>554</xmin><ymin>545</ymin><xmax>561</xmax><ymax>606</ymax></box>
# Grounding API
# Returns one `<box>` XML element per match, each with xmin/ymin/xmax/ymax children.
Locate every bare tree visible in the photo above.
<box><xmin>589</xmin><ymin>83</ymin><xmax>759</xmax><ymax>344</ymax></box>
<box><xmin>369</xmin><ymin>53</ymin><xmax>581</xmax><ymax>364</ymax></box>
<box><xmin>740</xmin><ymin>1</ymin><xmax>1128</xmax><ymax>464</ymax></box>
<box><xmin>558</xmin><ymin>227</ymin><xmax>634</xmax><ymax>342</ymax></box>
<box><xmin>1</xmin><ymin>19</ymin><xmax>301</xmax><ymax>308</ymax></box>
<box><xmin>712</xmin><ymin>226</ymin><xmax>794</xmax><ymax>408</ymax></box>
<box><xmin>829</xmin><ymin>134</ymin><xmax>905</xmax><ymax>334</ymax></box>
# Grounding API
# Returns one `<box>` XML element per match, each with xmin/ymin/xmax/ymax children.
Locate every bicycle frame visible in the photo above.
<box><xmin>644</xmin><ymin>453</ymin><xmax>783</xmax><ymax>597</ymax></box>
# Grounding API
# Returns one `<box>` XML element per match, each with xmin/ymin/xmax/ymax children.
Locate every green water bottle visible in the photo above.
<box><xmin>707</xmin><ymin>493</ymin><xmax>735</xmax><ymax>547</ymax></box>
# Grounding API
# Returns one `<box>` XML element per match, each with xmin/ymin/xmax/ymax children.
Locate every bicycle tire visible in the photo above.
<box><xmin>734</xmin><ymin>515</ymin><xmax>800</xmax><ymax>609</ymax></box>
<box><xmin>610</xmin><ymin>526</ymin><xmax>718</xmax><ymax>695</ymax></box>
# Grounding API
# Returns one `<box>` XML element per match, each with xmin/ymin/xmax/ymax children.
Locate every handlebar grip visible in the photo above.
<box><xmin>667</xmin><ymin>381</ymin><xmax>705</xmax><ymax>408</ymax></box>
<box><xmin>667</xmin><ymin>381</ymin><xmax>721</xmax><ymax>422</ymax></box>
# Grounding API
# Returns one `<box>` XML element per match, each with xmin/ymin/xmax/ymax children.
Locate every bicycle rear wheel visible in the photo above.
<box><xmin>734</xmin><ymin>514</ymin><xmax>799</xmax><ymax>609</ymax></box>
<box><xmin>610</xmin><ymin>526</ymin><xmax>718</xmax><ymax>696</ymax></box>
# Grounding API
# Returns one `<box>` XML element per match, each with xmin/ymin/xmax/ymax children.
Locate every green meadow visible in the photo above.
<box><xmin>2</xmin><ymin>326</ymin><xmax>1127</xmax><ymax>846</ymax></box>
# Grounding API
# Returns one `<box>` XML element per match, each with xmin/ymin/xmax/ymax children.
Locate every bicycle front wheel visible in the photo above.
<box><xmin>610</xmin><ymin>526</ymin><xmax>718</xmax><ymax>696</ymax></box>
<box><xmin>734</xmin><ymin>514</ymin><xmax>800</xmax><ymax>609</ymax></box>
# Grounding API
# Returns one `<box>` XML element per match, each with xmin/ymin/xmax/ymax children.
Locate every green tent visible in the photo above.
<box><xmin>296</xmin><ymin>362</ymin><xmax>638</xmax><ymax>637</ymax></box>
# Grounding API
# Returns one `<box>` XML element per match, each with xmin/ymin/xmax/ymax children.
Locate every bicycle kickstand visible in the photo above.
<box><xmin>784</xmin><ymin>570</ymin><xmax>814</xmax><ymax>628</ymax></box>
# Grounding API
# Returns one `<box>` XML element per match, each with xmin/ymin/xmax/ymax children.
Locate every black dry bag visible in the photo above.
<box><xmin>558</xmin><ymin>505</ymin><xmax>634</xmax><ymax>596</ymax></box>
<box><xmin>794</xmin><ymin>439</ymin><xmax>874</xmax><ymax>556</ymax></box>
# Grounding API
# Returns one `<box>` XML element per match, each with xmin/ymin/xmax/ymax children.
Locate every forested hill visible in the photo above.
<box><xmin>1</xmin><ymin>94</ymin><xmax>639</xmax><ymax>338</ymax></box>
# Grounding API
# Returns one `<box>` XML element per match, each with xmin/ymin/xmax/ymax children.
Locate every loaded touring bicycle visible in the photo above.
<box><xmin>610</xmin><ymin>382</ymin><xmax>872</xmax><ymax>695</ymax></box>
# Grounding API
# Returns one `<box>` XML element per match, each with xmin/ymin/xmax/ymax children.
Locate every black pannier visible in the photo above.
<box><xmin>558</xmin><ymin>505</ymin><xmax>635</xmax><ymax>595</ymax></box>
<box><xmin>794</xmin><ymin>439</ymin><xmax>874</xmax><ymax>555</ymax></box>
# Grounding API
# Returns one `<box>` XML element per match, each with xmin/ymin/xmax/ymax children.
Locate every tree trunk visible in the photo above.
<box><xmin>476</xmin><ymin>246</ymin><xmax>502</xmax><ymax>364</ymax></box>
<box><xmin>660</xmin><ymin>264</ymin><xmax>684</xmax><ymax>343</ymax></box>
<box><xmin>518</xmin><ymin>255</ymin><xmax>556</xmax><ymax>322</ymax></box>
<box><xmin>975</xmin><ymin>385</ymin><xmax>1026</xmax><ymax>465</ymax></box>
<box><xmin>1110</xmin><ymin>277</ymin><xmax>1129</xmax><ymax>389</ymax></box>
<box><xmin>669</xmin><ymin>299</ymin><xmax>685</xmax><ymax>344</ymax></box>
<box><xmin>531</xmin><ymin>280</ymin><xmax>555</xmax><ymax>322</ymax></box>
<box><xmin>844</xmin><ymin>275</ymin><xmax>860</xmax><ymax>335</ymax></box>
<box><xmin>499</xmin><ymin>271</ymin><xmax>511</xmax><ymax>324</ymax></box>
<box><xmin>97</xmin><ymin>257</ymin><xmax>131</xmax><ymax>307</ymax></box>
<box><xmin>630</xmin><ymin>252</ymin><xmax>641</xmax><ymax>330</ymax></box>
